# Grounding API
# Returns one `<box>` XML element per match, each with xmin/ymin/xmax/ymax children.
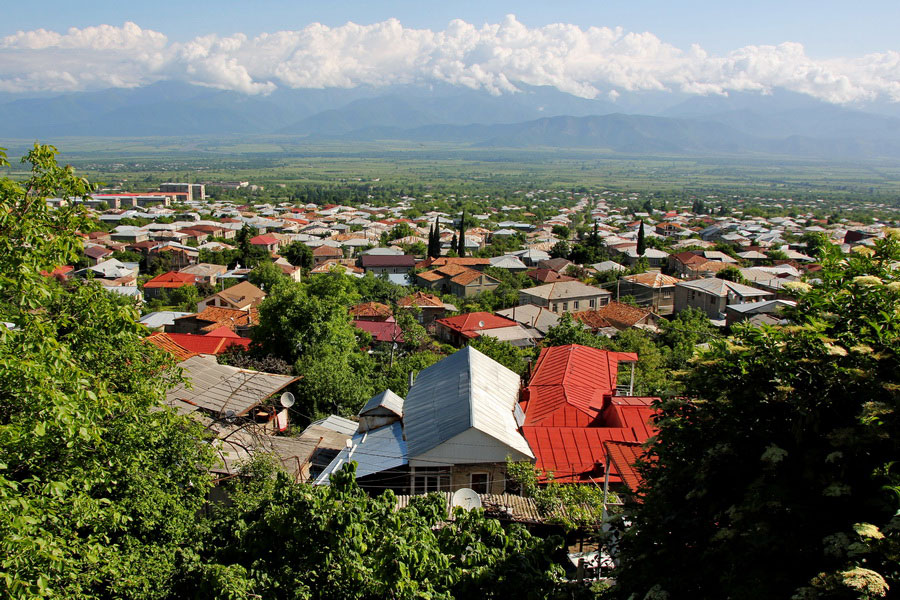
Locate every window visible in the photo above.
<box><xmin>414</xmin><ymin>468</ymin><xmax>451</xmax><ymax>494</ymax></box>
<box><xmin>589</xmin><ymin>298</ymin><xmax>596</xmax><ymax>309</ymax></box>
<box><xmin>553</xmin><ymin>303</ymin><xmax>558</xmax><ymax>312</ymax></box>
<box><xmin>470</xmin><ymin>473</ymin><xmax>490</xmax><ymax>494</ymax></box>
<box><xmin>662</xmin><ymin>290</ymin><xmax>672</xmax><ymax>299</ymax></box>
<box><xmin>563</xmin><ymin>302</ymin><xmax>568</xmax><ymax>312</ymax></box>
<box><xmin>573</xmin><ymin>300</ymin><xmax>580</xmax><ymax>310</ymax></box>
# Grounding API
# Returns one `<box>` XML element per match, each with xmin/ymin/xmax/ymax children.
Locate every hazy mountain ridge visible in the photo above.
<box><xmin>3</xmin><ymin>82</ymin><xmax>900</xmax><ymax>158</ymax></box>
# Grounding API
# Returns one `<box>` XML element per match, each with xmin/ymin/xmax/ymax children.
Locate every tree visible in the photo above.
<box><xmin>248</xmin><ymin>260</ymin><xmax>286</xmax><ymax>292</ymax></box>
<box><xmin>543</xmin><ymin>313</ymin><xmax>604</xmax><ymax>348</ymax></box>
<box><xmin>457</xmin><ymin>211</ymin><xmax>467</xmax><ymax>257</ymax></box>
<box><xmin>178</xmin><ymin>460</ymin><xmax>565</xmax><ymax>599</ymax></box>
<box><xmin>551</xmin><ymin>225</ymin><xmax>570</xmax><ymax>240</ymax></box>
<box><xmin>550</xmin><ymin>240</ymin><xmax>570</xmax><ymax>259</ymax></box>
<box><xmin>469</xmin><ymin>336</ymin><xmax>535</xmax><ymax>376</ymax></box>
<box><xmin>282</xmin><ymin>241</ymin><xmax>314</xmax><ymax>270</ymax></box>
<box><xmin>636</xmin><ymin>220</ymin><xmax>646</xmax><ymax>256</ymax></box>
<box><xmin>0</xmin><ymin>144</ymin><xmax>214</xmax><ymax>598</ymax></box>
<box><xmin>715</xmin><ymin>264</ymin><xmax>748</xmax><ymax>284</ymax></box>
<box><xmin>658</xmin><ymin>306</ymin><xmax>716</xmax><ymax>369</ymax></box>
<box><xmin>616</xmin><ymin>235</ymin><xmax>900</xmax><ymax>599</ymax></box>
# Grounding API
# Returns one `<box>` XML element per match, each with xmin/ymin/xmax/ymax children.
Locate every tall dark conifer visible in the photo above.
<box><xmin>636</xmin><ymin>220</ymin><xmax>646</xmax><ymax>256</ymax></box>
<box><xmin>458</xmin><ymin>211</ymin><xmax>466</xmax><ymax>257</ymax></box>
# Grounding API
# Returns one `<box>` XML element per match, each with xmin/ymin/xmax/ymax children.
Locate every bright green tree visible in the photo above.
<box><xmin>616</xmin><ymin>235</ymin><xmax>900</xmax><ymax>599</ymax></box>
<box><xmin>0</xmin><ymin>144</ymin><xmax>215</xmax><ymax>599</ymax></box>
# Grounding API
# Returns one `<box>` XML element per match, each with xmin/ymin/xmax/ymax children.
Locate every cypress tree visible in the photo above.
<box><xmin>637</xmin><ymin>220</ymin><xmax>646</xmax><ymax>256</ymax></box>
<box><xmin>427</xmin><ymin>224</ymin><xmax>435</xmax><ymax>258</ymax></box>
<box><xmin>458</xmin><ymin>211</ymin><xmax>466</xmax><ymax>257</ymax></box>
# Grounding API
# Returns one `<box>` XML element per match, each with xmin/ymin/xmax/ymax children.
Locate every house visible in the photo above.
<box><xmin>668</xmin><ymin>251</ymin><xmax>709</xmax><ymax>277</ymax></box>
<box><xmin>488</xmin><ymin>255</ymin><xmax>528</xmax><ymax>272</ymax></box>
<box><xmin>315</xmin><ymin>346</ymin><xmax>534</xmax><ymax>495</ymax></box>
<box><xmin>435</xmin><ymin>312</ymin><xmax>536</xmax><ymax>347</ymax></box>
<box><xmin>674</xmin><ymin>278</ymin><xmax>776</xmax><ymax>320</ymax></box>
<box><xmin>73</xmin><ymin>258</ymin><xmax>140</xmax><ymax>283</ymax></box>
<box><xmin>620</xmin><ymin>247</ymin><xmax>669</xmax><ymax>269</ymax></box>
<box><xmin>518</xmin><ymin>281</ymin><xmax>611</xmax><ymax>315</ymax></box>
<box><xmin>417</xmin><ymin>256</ymin><xmax>491</xmax><ymax>272</ymax></box>
<box><xmin>312</xmin><ymin>244</ymin><xmax>344</xmax><ymax>266</ymax></box>
<box><xmin>396</xmin><ymin>291</ymin><xmax>454</xmax><ymax>325</ymax></box>
<box><xmin>416</xmin><ymin>264</ymin><xmax>501</xmax><ymax>298</ymax></box>
<box><xmin>496</xmin><ymin>304</ymin><xmax>560</xmax><ymax>337</ymax></box>
<box><xmin>146</xmin><ymin>329</ymin><xmax>251</xmax><ymax>357</ymax></box>
<box><xmin>617</xmin><ymin>272</ymin><xmax>680</xmax><ymax>316</ymax></box>
<box><xmin>274</xmin><ymin>258</ymin><xmax>302</xmax><ymax>282</ymax></box>
<box><xmin>197</xmin><ymin>281</ymin><xmax>266</xmax><ymax>312</ymax></box>
<box><xmin>179</xmin><ymin>263</ymin><xmax>227</xmax><ymax>286</ymax></box>
<box><xmin>142</xmin><ymin>271</ymin><xmax>198</xmax><ymax>299</ymax></box>
<box><xmin>249</xmin><ymin>233</ymin><xmax>281</xmax><ymax>253</ymax></box>
<box><xmin>83</xmin><ymin>245</ymin><xmax>114</xmax><ymax>265</ymax></box>
<box><xmin>725</xmin><ymin>299</ymin><xmax>797</xmax><ymax>327</ymax></box>
<box><xmin>526</xmin><ymin>268</ymin><xmax>576</xmax><ymax>284</ymax></box>
<box><xmin>349</xmin><ymin>301</ymin><xmax>393</xmax><ymax>321</ymax></box>
<box><xmin>519</xmin><ymin>344</ymin><xmax>659</xmax><ymax>484</ymax></box>
<box><xmin>167</xmin><ymin>306</ymin><xmax>258</xmax><ymax>336</ymax></box>
<box><xmin>358</xmin><ymin>254</ymin><xmax>416</xmax><ymax>275</ymax></box>
<box><xmin>354</xmin><ymin>320</ymin><xmax>404</xmax><ymax>344</ymax></box>
<box><xmin>573</xmin><ymin>301</ymin><xmax>659</xmax><ymax>333</ymax></box>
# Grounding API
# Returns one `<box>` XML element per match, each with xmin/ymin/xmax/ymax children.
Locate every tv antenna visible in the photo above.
<box><xmin>451</xmin><ymin>488</ymin><xmax>482</xmax><ymax>511</ymax></box>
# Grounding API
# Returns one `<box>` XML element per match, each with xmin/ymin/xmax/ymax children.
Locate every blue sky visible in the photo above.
<box><xmin>3</xmin><ymin>0</ymin><xmax>897</xmax><ymax>58</ymax></box>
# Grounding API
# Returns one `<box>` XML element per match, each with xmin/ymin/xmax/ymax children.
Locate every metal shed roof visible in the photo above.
<box><xmin>166</xmin><ymin>355</ymin><xmax>298</xmax><ymax>417</ymax></box>
<box><xmin>315</xmin><ymin>421</ymin><xmax>408</xmax><ymax>483</ymax></box>
<box><xmin>402</xmin><ymin>346</ymin><xmax>533</xmax><ymax>460</ymax></box>
<box><xmin>359</xmin><ymin>389</ymin><xmax>404</xmax><ymax>418</ymax></box>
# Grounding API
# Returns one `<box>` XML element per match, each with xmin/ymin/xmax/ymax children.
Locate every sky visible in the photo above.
<box><xmin>1</xmin><ymin>1</ymin><xmax>898</xmax><ymax>103</ymax></box>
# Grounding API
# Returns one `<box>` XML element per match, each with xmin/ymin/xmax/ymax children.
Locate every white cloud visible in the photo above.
<box><xmin>0</xmin><ymin>16</ymin><xmax>897</xmax><ymax>104</ymax></box>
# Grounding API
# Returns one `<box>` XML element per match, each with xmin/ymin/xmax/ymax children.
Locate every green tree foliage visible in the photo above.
<box><xmin>801</xmin><ymin>231</ymin><xmax>831</xmax><ymax>259</ymax></box>
<box><xmin>235</xmin><ymin>224</ymin><xmax>267</xmax><ymax>268</ymax></box>
<box><xmin>247</xmin><ymin>260</ymin><xmax>286</xmax><ymax>292</ymax></box>
<box><xmin>602</xmin><ymin>328</ymin><xmax>672</xmax><ymax>397</ymax></box>
<box><xmin>282</xmin><ymin>241</ymin><xmax>314</xmax><ymax>270</ymax></box>
<box><xmin>616</xmin><ymin>235</ymin><xmax>900</xmax><ymax>599</ymax></box>
<box><xmin>551</xmin><ymin>225</ymin><xmax>570</xmax><ymax>240</ymax></box>
<box><xmin>469</xmin><ymin>336</ymin><xmax>535</xmax><ymax>376</ymax></box>
<box><xmin>715</xmin><ymin>264</ymin><xmax>748</xmax><ymax>284</ymax></box>
<box><xmin>658</xmin><ymin>307</ymin><xmax>716</xmax><ymax>369</ymax></box>
<box><xmin>550</xmin><ymin>240</ymin><xmax>570</xmax><ymax>259</ymax></box>
<box><xmin>543</xmin><ymin>313</ymin><xmax>604</xmax><ymax>348</ymax></box>
<box><xmin>179</xmin><ymin>459</ymin><xmax>565</xmax><ymax>600</ymax></box>
<box><xmin>0</xmin><ymin>145</ymin><xmax>214</xmax><ymax>599</ymax></box>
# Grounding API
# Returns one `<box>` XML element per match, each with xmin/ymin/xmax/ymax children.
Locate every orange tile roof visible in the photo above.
<box><xmin>180</xmin><ymin>306</ymin><xmax>259</xmax><ymax>332</ymax></box>
<box><xmin>397</xmin><ymin>291</ymin><xmax>444</xmax><ymax>308</ymax></box>
<box><xmin>143</xmin><ymin>271</ymin><xmax>197</xmax><ymax>289</ymax></box>
<box><xmin>622</xmin><ymin>272</ymin><xmax>680</xmax><ymax>288</ymax></box>
<box><xmin>450</xmin><ymin>268</ymin><xmax>488</xmax><ymax>286</ymax></box>
<box><xmin>349</xmin><ymin>302</ymin><xmax>393</xmax><ymax>318</ymax></box>
<box><xmin>145</xmin><ymin>333</ymin><xmax>198</xmax><ymax>361</ymax></box>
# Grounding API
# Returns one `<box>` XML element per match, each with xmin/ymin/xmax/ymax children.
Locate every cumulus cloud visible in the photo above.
<box><xmin>1</xmin><ymin>16</ymin><xmax>898</xmax><ymax>103</ymax></box>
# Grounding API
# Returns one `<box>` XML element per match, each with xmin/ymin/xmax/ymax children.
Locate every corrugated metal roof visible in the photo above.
<box><xmin>604</xmin><ymin>441</ymin><xmax>646</xmax><ymax>493</ymax></box>
<box><xmin>310</xmin><ymin>415</ymin><xmax>359</xmax><ymax>436</ymax></box>
<box><xmin>315</xmin><ymin>421</ymin><xmax>407</xmax><ymax>483</ymax></box>
<box><xmin>521</xmin><ymin>426</ymin><xmax>633</xmax><ymax>483</ymax></box>
<box><xmin>167</xmin><ymin>355</ymin><xmax>298</xmax><ymax>416</ymax></box>
<box><xmin>403</xmin><ymin>346</ymin><xmax>533</xmax><ymax>460</ymax></box>
<box><xmin>359</xmin><ymin>389</ymin><xmax>404</xmax><ymax>418</ymax></box>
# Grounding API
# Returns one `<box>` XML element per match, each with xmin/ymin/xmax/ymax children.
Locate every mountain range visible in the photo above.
<box><xmin>3</xmin><ymin>81</ymin><xmax>900</xmax><ymax>159</ymax></box>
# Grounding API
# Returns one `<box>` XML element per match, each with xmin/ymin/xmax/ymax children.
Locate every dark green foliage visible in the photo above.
<box><xmin>616</xmin><ymin>236</ymin><xmax>900</xmax><ymax>599</ymax></box>
<box><xmin>247</xmin><ymin>260</ymin><xmax>286</xmax><ymax>292</ymax></box>
<box><xmin>469</xmin><ymin>336</ymin><xmax>535</xmax><ymax>376</ymax></box>
<box><xmin>0</xmin><ymin>145</ymin><xmax>215</xmax><ymax>599</ymax></box>
<box><xmin>715</xmin><ymin>264</ymin><xmax>747</xmax><ymax>284</ymax></box>
<box><xmin>458</xmin><ymin>210</ymin><xmax>466</xmax><ymax>257</ymax></box>
<box><xmin>543</xmin><ymin>313</ymin><xmax>604</xmax><ymax>348</ymax></box>
<box><xmin>550</xmin><ymin>240</ymin><xmax>570</xmax><ymax>259</ymax></box>
<box><xmin>551</xmin><ymin>225</ymin><xmax>570</xmax><ymax>240</ymax></box>
<box><xmin>636</xmin><ymin>220</ymin><xmax>646</xmax><ymax>256</ymax></box>
<box><xmin>282</xmin><ymin>241</ymin><xmax>314</xmax><ymax>269</ymax></box>
<box><xmin>179</xmin><ymin>460</ymin><xmax>565</xmax><ymax>600</ymax></box>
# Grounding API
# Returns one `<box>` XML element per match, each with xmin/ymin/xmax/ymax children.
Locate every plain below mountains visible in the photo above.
<box><xmin>3</xmin><ymin>81</ymin><xmax>900</xmax><ymax>159</ymax></box>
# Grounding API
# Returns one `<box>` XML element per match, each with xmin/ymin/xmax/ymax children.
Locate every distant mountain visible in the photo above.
<box><xmin>3</xmin><ymin>82</ymin><xmax>900</xmax><ymax>158</ymax></box>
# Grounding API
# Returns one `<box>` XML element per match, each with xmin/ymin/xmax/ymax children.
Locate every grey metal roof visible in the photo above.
<box><xmin>309</xmin><ymin>415</ymin><xmax>359</xmax><ymax>436</ymax></box>
<box><xmin>497</xmin><ymin>304</ymin><xmax>560</xmax><ymax>335</ymax></box>
<box><xmin>675</xmin><ymin>278</ymin><xmax>771</xmax><ymax>297</ymax></box>
<box><xmin>167</xmin><ymin>355</ymin><xmax>299</xmax><ymax>417</ymax></box>
<box><xmin>402</xmin><ymin>346</ymin><xmax>533</xmax><ymax>460</ymax></box>
<box><xmin>727</xmin><ymin>299</ymin><xmax>797</xmax><ymax>314</ymax></box>
<box><xmin>359</xmin><ymin>389</ymin><xmax>404</xmax><ymax>418</ymax></box>
<box><xmin>315</xmin><ymin>421</ymin><xmax>408</xmax><ymax>483</ymax></box>
<box><xmin>520</xmin><ymin>281</ymin><xmax>611</xmax><ymax>301</ymax></box>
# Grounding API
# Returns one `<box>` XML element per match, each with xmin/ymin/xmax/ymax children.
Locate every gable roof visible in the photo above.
<box><xmin>359</xmin><ymin>389</ymin><xmax>404</xmax><ymax>418</ymax></box>
<box><xmin>143</xmin><ymin>271</ymin><xmax>197</xmax><ymax>289</ymax></box>
<box><xmin>521</xmin><ymin>281</ymin><xmax>610</xmax><ymax>300</ymax></box>
<box><xmin>676</xmin><ymin>277</ymin><xmax>772</xmax><ymax>297</ymax></box>
<box><xmin>212</xmin><ymin>281</ymin><xmax>266</xmax><ymax>307</ymax></box>
<box><xmin>353</xmin><ymin>320</ymin><xmax>404</xmax><ymax>343</ymax></box>
<box><xmin>436</xmin><ymin>312</ymin><xmax>519</xmax><ymax>338</ymax></box>
<box><xmin>349</xmin><ymin>301</ymin><xmax>392</xmax><ymax>319</ymax></box>
<box><xmin>360</xmin><ymin>254</ymin><xmax>416</xmax><ymax>268</ymax></box>
<box><xmin>621</xmin><ymin>272</ymin><xmax>680</xmax><ymax>288</ymax></box>
<box><xmin>403</xmin><ymin>346</ymin><xmax>533</xmax><ymax>460</ymax></box>
<box><xmin>397</xmin><ymin>291</ymin><xmax>445</xmax><ymax>308</ymax></box>
<box><xmin>574</xmin><ymin>301</ymin><xmax>654</xmax><ymax>330</ymax></box>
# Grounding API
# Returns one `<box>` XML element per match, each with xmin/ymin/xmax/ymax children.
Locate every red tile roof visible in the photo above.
<box><xmin>519</xmin><ymin>344</ymin><xmax>657</xmax><ymax>485</ymax></box>
<box><xmin>163</xmin><ymin>332</ymin><xmax>251</xmax><ymax>355</ymax></box>
<box><xmin>143</xmin><ymin>271</ymin><xmax>197</xmax><ymax>289</ymax></box>
<box><xmin>354</xmin><ymin>320</ymin><xmax>404</xmax><ymax>343</ymax></box>
<box><xmin>397</xmin><ymin>291</ymin><xmax>445</xmax><ymax>308</ymax></box>
<box><xmin>574</xmin><ymin>302</ymin><xmax>654</xmax><ymax>330</ymax></box>
<box><xmin>349</xmin><ymin>302</ymin><xmax>393</xmax><ymax>319</ymax></box>
<box><xmin>436</xmin><ymin>312</ymin><xmax>518</xmax><ymax>338</ymax></box>
<box><xmin>527</xmin><ymin>268</ymin><xmax>576</xmax><ymax>283</ymax></box>
<box><xmin>249</xmin><ymin>234</ymin><xmax>279</xmax><ymax>245</ymax></box>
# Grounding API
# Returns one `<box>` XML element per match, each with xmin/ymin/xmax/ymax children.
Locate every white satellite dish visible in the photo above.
<box><xmin>451</xmin><ymin>488</ymin><xmax>483</xmax><ymax>511</ymax></box>
<box><xmin>279</xmin><ymin>392</ymin><xmax>295</xmax><ymax>408</ymax></box>
<box><xmin>478</xmin><ymin>320</ymin><xmax>485</xmax><ymax>328</ymax></box>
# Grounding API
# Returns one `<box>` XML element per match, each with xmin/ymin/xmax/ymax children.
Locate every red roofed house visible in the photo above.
<box><xmin>146</xmin><ymin>330</ymin><xmax>251</xmax><ymax>357</ymax></box>
<box><xmin>397</xmin><ymin>291</ymin><xmax>451</xmax><ymax>325</ymax></box>
<box><xmin>312</xmin><ymin>244</ymin><xmax>344</xmax><ymax>266</ymax></box>
<box><xmin>354</xmin><ymin>320</ymin><xmax>404</xmax><ymax>344</ymax></box>
<box><xmin>519</xmin><ymin>344</ymin><xmax>659</xmax><ymax>488</ymax></box>
<box><xmin>349</xmin><ymin>301</ymin><xmax>393</xmax><ymax>322</ymax></box>
<box><xmin>249</xmin><ymin>233</ymin><xmax>281</xmax><ymax>253</ymax></box>
<box><xmin>435</xmin><ymin>311</ymin><xmax>535</xmax><ymax>347</ymax></box>
<box><xmin>142</xmin><ymin>271</ymin><xmax>198</xmax><ymax>299</ymax></box>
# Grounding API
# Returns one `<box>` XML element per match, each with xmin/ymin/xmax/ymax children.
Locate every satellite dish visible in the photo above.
<box><xmin>478</xmin><ymin>320</ymin><xmax>485</xmax><ymax>328</ymax></box>
<box><xmin>279</xmin><ymin>392</ymin><xmax>295</xmax><ymax>408</ymax></box>
<box><xmin>452</xmin><ymin>488</ymin><xmax>483</xmax><ymax>511</ymax></box>
<box><xmin>223</xmin><ymin>409</ymin><xmax>236</xmax><ymax>424</ymax></box>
